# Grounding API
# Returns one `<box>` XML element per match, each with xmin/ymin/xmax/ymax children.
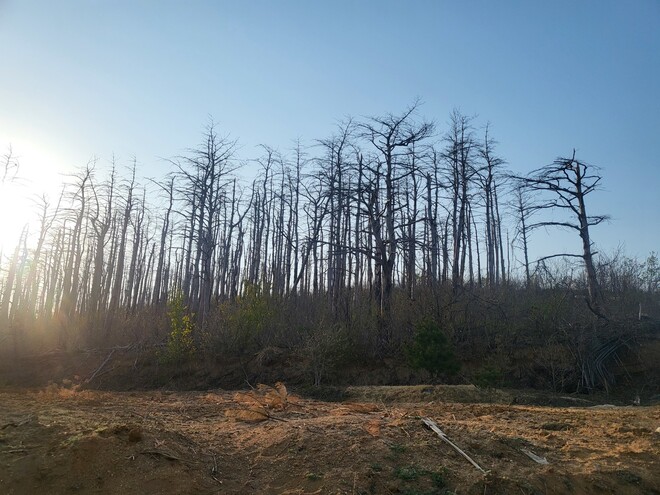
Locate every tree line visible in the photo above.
<box><xmin>0</xmin><ymin>104</ymin><xmax>658</xmax><ymax>375</ymax></box>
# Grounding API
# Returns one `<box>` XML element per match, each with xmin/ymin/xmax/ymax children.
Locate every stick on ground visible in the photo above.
<box><xmin>422</xmin><ymin>417</ymin><xmax>487</xmax><ymax>474</ymax></box>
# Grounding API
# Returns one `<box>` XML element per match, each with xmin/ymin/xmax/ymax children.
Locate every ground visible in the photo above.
<box><xmin>0</xmin><ymin>384</ymin><xmax>658</xmax><ymax>494</ymax></box>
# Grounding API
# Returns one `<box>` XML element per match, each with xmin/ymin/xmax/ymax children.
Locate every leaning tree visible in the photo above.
<box><xmin>517</xmin><ymin>151</ymin><xmax>608</xmax><ymax>318</ymax></box>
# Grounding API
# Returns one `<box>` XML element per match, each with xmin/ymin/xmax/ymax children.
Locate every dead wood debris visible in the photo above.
<box><xmin>521</xmin><ymin>448</ymin><xmax>549</xmax><ymax>465</ymax></box>
<box><xmin>140</xmin><ymin>449</ymin><xmax>183</xmax><ymax>462</ymax></box>
<box><xmin>226</xmin><ymin>382</ymin><xmax>290</xmax><ymax>423</ymax></box>
<box><xmin>422</xmin><ymin>417</ymin><xmax>487</xmax><ymax>474</ymax></box>
<box><xmin>86</xmin><ymin>349</ymin><xmax>116</xmax><ymax>384</ymax></box>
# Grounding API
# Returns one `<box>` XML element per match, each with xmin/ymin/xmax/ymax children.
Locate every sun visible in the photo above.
<box><xmin>0</xmin><ymin>139</ymin><xmax>69</xmax><ymax>256</ymax></box>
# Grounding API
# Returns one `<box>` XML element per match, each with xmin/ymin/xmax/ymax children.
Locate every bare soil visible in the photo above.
<box><xmin>1</xmin><ymin>384</ymin><xmax>658</xmax><ymax>495</ymax></box>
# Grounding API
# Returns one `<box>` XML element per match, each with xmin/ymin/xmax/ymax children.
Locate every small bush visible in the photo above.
<box><xmin>303</xmin><ymin>323</ymin><xmax>350</xmax><ymax>386</ymax></box>
<box><xmin>225</xmin><ymin>283</ymin><xmax>275</xmax><ymax>353</ymax></box>
<box><xmin>406</xmin><ymin>319</ymin><xmax>460</xmax><ymax>379</ymax></box>
<box><xmin>160</xmin><ymin>292</ymin><xmax>195</xmax><ymax>364</ymax></box>
<box><xmin>395</xmin><ymin>465</ymin><xmax>420</xmax><ymax>481</ymax></box>
<box><xmin>473</xmin><ymin>365</ymin><xmax>504</xmax><ymax>388</ymax></box>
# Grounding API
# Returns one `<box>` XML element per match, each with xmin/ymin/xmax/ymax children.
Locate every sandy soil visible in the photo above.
<box><xmin>0</xmin><ymin>384</ymin><xmax>658</xmax><ymax>494</ymax></box>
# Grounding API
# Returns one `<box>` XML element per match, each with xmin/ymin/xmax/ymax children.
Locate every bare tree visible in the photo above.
<box><xmin>89</xmin><ymin>162</ymin><xmax>116</xmax><ymax>313</ymax></box>
<box><xmin>151</xmin><ymin>175</ymin><xmax>174</xmax><ymax>305</ymax></box>
<box><xmin>443</xmin><ymin>110</ymin><xmax>476</xmax><ymax>291</ymax></box>
<box><xmin>21</xmin><ymin>193</ymin><xmax>63</xmax><ymax>318</ymax></box>
<box><xmin>358</xmin><ymin>102</ymin><xmax>433</xmax><ymax>337</ymax></box>
<box><xmin>510</xmin><ymin>182</ymin><xmax>533</xmax><ymax>287</ymax></box>
<box><xmin>1</xmin><ymin>145</ymin><xmax>19</xmax><ymax>184</ymax></box>
<box><xmin>518</xmin><ymin>151</ymin><xmax>609</xmax><ymax>317</ymax></box>
<box><xmin>0</xmin><ymin>227</ymin><xmax>28</xmax><ymax>324</ymax></box>
<box><xmin>108</xmin><ymin>161</ymin><xmax>136</xmax><ymax>315</ymax></box>
<box><xmin>178</xmin><ymin>123</ymin><xmax>236</xmax><ymax>325</ymax></box>
<box><xmin>59</xmin><ymin>164</ymin><xmax>93</xmax><ymax>318</ymax></box>
<box><xmin>477</xmin><ymin>124</ymin><xmax>506</xmax><ymax>286</ymax></box>
<box><xmin>318</xmin><ymin>120</ymin><xmax>353</xmax><ymax>315</ymax></box>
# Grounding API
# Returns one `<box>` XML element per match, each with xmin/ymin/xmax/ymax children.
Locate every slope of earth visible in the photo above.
<box><xmin>0</xmin><ymin>385</ymin><xmax>658</xmax><ymax>495</ymax></box>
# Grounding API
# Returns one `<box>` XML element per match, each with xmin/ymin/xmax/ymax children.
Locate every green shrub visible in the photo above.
<box><xmin>226</xmin><ymin>283</ymin><xmax>274</xmax><ymax>352</ymax></box>
<box><xmin>395</xmin><ymin>465</ymin><xmax>420</xmax><ymax>481</ymax></box>
<box><xmin>160</xmin><ymin>291</ymin><xmax>195</xmax><ymax>364</ymax></box>
<box><xmin>406</xmin><ymin>319</ymin><xmax>460</xmax><ymax>379</ymax></box>
<box><xmin>473</xmin><ymin>364</ymin><xmax>504</xmax><ymax>388</ymax></box>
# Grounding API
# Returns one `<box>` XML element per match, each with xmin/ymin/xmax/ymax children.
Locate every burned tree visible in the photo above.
<box><xmin>477</xmin><ymin>125</ymin><xmax>506</xmax><ymax>286</ymax></box>
<box><xmin>518</xmin><ymin>151</ymin><xmax>608</xmax><ymax>317</ymax></box>
<box><xmin>89</xmin><ymin>163</ymin><xmax>116</xmax><ymax>314</ymax></box>
<box><xmin>178</xmin><ymin>123</ymin><xmax>236</xmax><ymax>325</ymax></box>
<box><xmin>510</xmin><ymin>182</ymin><xmax>533</xmax><ymax>288</ymax></box>
<box><xmin>151</xmin><ymin>175</ymin><xmax>175</xmax><ymax>305</ymax></box>
<box><xmin>443</xmin><ymin>110</ymin><xmax>477</xmax><ymax>290</ymax></box>
<box><xmin>358</xmin><ymin>103</ymin><xmax>433</xmax><ymax>328</ymax></box>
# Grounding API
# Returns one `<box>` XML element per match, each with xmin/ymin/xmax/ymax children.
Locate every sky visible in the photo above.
<box><xmin>0</xmin><ymin>0</ymin><xmax>659</xmax><ymax>264</ymax></box>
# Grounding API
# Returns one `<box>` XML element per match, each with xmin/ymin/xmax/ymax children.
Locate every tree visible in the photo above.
<box><xmin>151</xmin><ymin>175</ymin><xmax>174</xmax><ymax>305</ymax></box>
<box><xmin>1</xmin><ymin>145</ymin><xmax>19</xmax><ymax>184</ymax></box>
<box><xmin>642</xmin><ymin>252</ymin><xmax>659</xmax><ymax>293</ymax></box>
<box><xmin>358</xmin><ymin>103</ymin><xmax>433</xmax><ymax>329</ymax></box>
<box><xmin>178</xmin><ymin>123</ymin><xmax>236</xmax><ymax>325</ymax></box>
<box><xmin>477</xmin><ymin>125</ymin><xmax>506</xmax><ymax>286</ymax></box>
<box><xmin>59</xmin><ymin>164</ymin><xmax>94</xmax><ymax>318</ymax></box>
<box><xmin>518</xmin><ymin>151</ymin><xmax>608</xmax><ymax>317</ymax></box>
<box><xmin>406</xmin><ymin>319</ymin><xmax>460</xmax><ymax>379</ymax></box>
<box><xmin>89</xmin><ymin>162</ymin><xmax>116</xmax><ymax>313</ymax></box>
<box><xmin>443</xmin><ymin>110</ymin><xmax>477</xmax><ymax>290</ymax></box>
<box><xmin>510</xmin><ymin>182</ymin><xmax>533</xmax><ymax>287</ymax></box>
<box><xmin>108</xmin><ymin>161</ymin><xmax>136</xmax><ymax>316</ymax></box>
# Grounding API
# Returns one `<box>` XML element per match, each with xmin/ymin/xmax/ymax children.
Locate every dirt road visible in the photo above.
<box><xmin>1</xmin><ymin>385</ymin><xmax>658</xmax><ymax>494</ymax></box>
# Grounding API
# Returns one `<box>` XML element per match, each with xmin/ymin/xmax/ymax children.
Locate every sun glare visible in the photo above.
<box><xmin>0</xmin><ymin>139</ymin><xmax>69</xmax><ymax>255</ymax></box>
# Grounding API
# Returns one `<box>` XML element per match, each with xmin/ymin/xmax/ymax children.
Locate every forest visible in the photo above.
<box><xmin>1</xmin><ymin>104</ymin><xmax>658</xmax><ymax>396</ymax></box>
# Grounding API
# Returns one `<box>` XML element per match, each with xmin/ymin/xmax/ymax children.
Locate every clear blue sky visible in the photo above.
<box><xmin>1</xmin><ymin>0</ymin><xmax>658</xmax><ymax>262</ymax></box>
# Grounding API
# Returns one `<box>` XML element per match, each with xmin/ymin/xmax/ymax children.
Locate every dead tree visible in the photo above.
<box><xmin>291</xmin><ymin>170</ymin><xmax>330</xmax><ymax>296</ymax></box>
<box><xmin>510</xmin><ymin>182</ymin><xmax>533</xmax><ymax>287</ymax></box>
<box><xmin>108</xmin><ymin>161</ymin><xmax>136</xmax><ymax>316</ymax></box>
<box><xmin>1</xmin><ymin>145</ymin><xmax>19</xmax><ymax>184</ymax></box>
<box><xmin>423</xmin><ymin>148</ymin><xmax>443</xmax><ymax>287</ymax></box>
<box><xmin>60</xmin><ymin>164</ymin><xmax>93</xmax><ymax>318</ymax></box>
<box><xmin>124</xmin><ymin>187</ymin><xmax>147</xmax><ymax>310</ymax></box>
<box><xmin>517</xmin><ymin>151</ymin><xmax>608</xmax><ymax>317</ymax></box>
<box><xmin>477</xmin><ymin>124</ymin><xmax>506</xmax><ymax>286</ymax></box>
<box><xmin>151</xmin><ymin>175</ymin><xmax>174</xmax><ymax>305</ymax></box>
<box><xmin>89</xmin><ymin>163</ymin><xmax>116</xmax><ymax>313</ymax></box>
<box><xmin>178</xmin><ymin>123</ymin><xmax>236</xmax><ymax>325</ymax></box>
<box><xmin>358</xmin><ymin>103</ymin><xmax>433</xmax><ymax>332</ymax></box>
<box><xmin>247</xmin><ymin>147</ymin><xmax>274</xmax><ymax>288</ymax></box>
<box><xmin>443</xmin><ymin>110</ymin><xmax>476</xmax><ymax>291</ymax></box>
<box><xmin>318</xmin><ymin>121</ymin><xmax>353</xmax><ymax>314</ymax></box>
<box><xmin>0</xmin><ymin>227</ymin><xmax>28</xmax><ymax>324</ymax></box>
<box><xmin>286</xmin><ymin>141</ymin><xmax>306</xmax><ymax>295</ymax></box>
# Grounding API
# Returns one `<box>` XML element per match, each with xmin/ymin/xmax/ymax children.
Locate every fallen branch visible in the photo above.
<box><xmin>86</xmin><ymin>349</ymin><xmax>115</xmax><ymax>384</ymax></box>
<box><xmin>140</xmin><ymin>449</ymin><xmax>182</xmax><ymax>462</ymax></box>
<box><xmin>521</xmin><ymin>448</ymin><xmax>549</xmax><ymax>465</ymax></box>
<box><xmin>422</xmin><ymin>417</ymin><xmax>487</xmax><ymax>474</ymax></box>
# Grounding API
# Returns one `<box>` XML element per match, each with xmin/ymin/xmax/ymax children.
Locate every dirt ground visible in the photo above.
<box><xmin>0</xmin><ymin>384</ymin><xmax>658</xmax><ymax>495</ymax></box>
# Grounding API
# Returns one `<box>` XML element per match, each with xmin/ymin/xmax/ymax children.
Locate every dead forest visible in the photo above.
<box><xmin>1</xmin><ymin>105</ymin><xmax>658</xmax><ymax>396</ymax></box>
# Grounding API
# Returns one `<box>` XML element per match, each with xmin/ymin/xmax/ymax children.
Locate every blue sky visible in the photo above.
<box><xmin>0</xmin><ymin>0</ymin><xmax>658</xmax><ymax>262</ymax></box>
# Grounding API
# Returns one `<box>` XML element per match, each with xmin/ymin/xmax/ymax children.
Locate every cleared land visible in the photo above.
<box><xmin>0</xmin><ymin>384</ymin><xmax>658</xmax><ymax>494</ymax></box>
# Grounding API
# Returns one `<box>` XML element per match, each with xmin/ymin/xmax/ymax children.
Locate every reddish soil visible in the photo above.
<box><xmin>0</xmin><ymin>384</ymin><xmax>658</xmax><ymax>494</ymax></box>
